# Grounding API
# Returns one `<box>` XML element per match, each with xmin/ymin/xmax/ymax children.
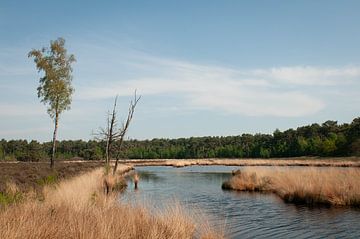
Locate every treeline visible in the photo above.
<box><xmin>1</xmin><ymin>117</ymin><xmax>360</xmax><ymax>161</ymax></box>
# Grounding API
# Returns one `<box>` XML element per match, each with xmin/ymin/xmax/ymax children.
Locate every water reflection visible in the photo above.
<box><xmin>121</xmin><ymin>166</ymin><xmax>360</xmax><ymax>239</ymax></box>
<box><xmin>126</xmin><ymin>171</ymin><xmax>163</xmax><ymax>183</ymax></box>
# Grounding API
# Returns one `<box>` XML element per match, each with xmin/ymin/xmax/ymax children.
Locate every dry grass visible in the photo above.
<box><xmin>0</xmin><ymin>164</ymin><xmax>223</xmax><ymax>239</ymax></box>
<box><xmin>222</xmin><ymin>167</ymin><xmax>360</xmax><ymax>207</ymax></box>
<box><xmin>122</xmin><ymin>157</ymin><xmax>360</xmax><ymax>168</ymax></box>
<box><xmin>0</xmin><ymin>161</ymin><xmax>104</xmax><ymax>195</ymax></box>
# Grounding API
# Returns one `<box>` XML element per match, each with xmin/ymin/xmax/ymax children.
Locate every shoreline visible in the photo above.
<box><xmin>121</xmin><ymin>157</ymin><xmax>360</xmax><ymax>168</ymax></box>
<box><xmin>3</xmin><ymin>157</ymin><xmax>360</xmax><ymax>168</ymax></box>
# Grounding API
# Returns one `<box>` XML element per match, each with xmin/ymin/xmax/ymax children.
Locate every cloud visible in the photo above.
<box><xmin>0</xmin><ymin>127</ymin><xmax>49</xmax><ymax>137</ymax></box>
<box><xmin>0</xmin><ymin>47</ymin><xmax>34</xmax><ymax>76</ymax></box>
<box><xmin>0</xmin><ymin>103</ymin><xmax>45</xmax><ymax>117</ymax></box>
<box><xmin>75</xmin><ymin>52</ymin><xmax>359</xmax><ymax>117</ymax></box>
<box><xmin>252</xmin><ymin>66</ymin><xmax>360</xmax><ymax>85</ymax></box>
<box><xmin>4</xmin><ymin>42</ymin><xmax>357</xmax><ymax>118</ymax></box>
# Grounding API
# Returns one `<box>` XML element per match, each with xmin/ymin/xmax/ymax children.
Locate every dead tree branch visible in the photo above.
<box><xmin>95</xmin><ymin>91</ymin><xmax>140</xmax><ymax>175</ymax></box>
<box><xmin>113</xmin><ymin>91</ymin><xmax>141</xmax><ymax>175</ymax></box>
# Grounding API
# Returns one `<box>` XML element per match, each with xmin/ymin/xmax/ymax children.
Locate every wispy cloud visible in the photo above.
<box><xmin>0</xmin><ymin>127</ymin><xmax>49</xmax><ymax>138</ymax></box>
<box><xmin>0</xmin><ymin>103</ymin><xmax>45</xmax><ymax>117</ymax></box>
<box><xmin>252</xmin><ymin>66</ymin><xmax>360</xmax><ymax>86</ymax></box>
<box><xmin>0</xmin><ymin>47</ymin><xmax>34</xmax><ymax>76</ymax></box>
<box><xmin>74</xmin><ymin>51</ymin><xmax>360</xmax><ymax>117</ymax></box>
<box><xmin>3</xmin><ymin>41</ymin><xmax>359</xmax><ymax>118</ymax></box>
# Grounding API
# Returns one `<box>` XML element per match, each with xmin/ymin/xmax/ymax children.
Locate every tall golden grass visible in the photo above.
<box><xmin>222</xmin><ymin>167</ymin><xmax>360</xmax><ymax>207</ymax></box>
<box><xmin>0</xmin><ymin>165</ymin><xmax>223</xmax><ymax>239</ymax></box>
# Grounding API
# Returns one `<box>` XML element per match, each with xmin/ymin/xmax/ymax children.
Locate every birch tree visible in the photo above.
<box><xmin>28</xmin><ymin>37</ymin><xmax>75</xmax><ymax>169</ymax></box>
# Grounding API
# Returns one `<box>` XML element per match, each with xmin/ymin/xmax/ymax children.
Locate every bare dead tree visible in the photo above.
<box><xmin>113</xmin><ymin>92</ymin><xmax>141</xmax><ymax>175</ymax></box>
<box><xmin>96</xmin><ymin>96</ymin><xmax>119</xmax><ymax>169</ymax></box>
<box><xmin>95</xmin><ymin>91</ymin><xmax>140</xmax><ymax>175</ymax></box>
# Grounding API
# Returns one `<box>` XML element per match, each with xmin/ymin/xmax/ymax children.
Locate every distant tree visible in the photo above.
<box><xmin>0</xmin><ymin>143</ymin><xmax>4</xmax><ymax>160</ymax></box>
<box><xmin>351</xmin><ymin>139</ymin><xmax>360</xmax><ymax>156</ymax></box>
<box><xmin>28</xmin><ymin>37</ymin><xmax>76</xmax><ymax>169</ymax></box>
<box><xmin>17</xmin><ymin>140</ymin><xmax>44</xmax><ymax>162</ymax></box>
<box><xmin>259</xmin><ymin>147</ymin><xmax>271</xmax><ymax>158</ymax></box>
<box><xmin>297</xmin><ymin>136</ymin><xmax>309</xmax><ymax>155</ymax></box>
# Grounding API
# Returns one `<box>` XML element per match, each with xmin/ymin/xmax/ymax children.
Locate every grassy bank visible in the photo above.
<box><xmin>222</xmin><ymin>167</ymin><xmax>360</xmax><ymax>207</ymax></box>
<box><xmin>0</xmin><ymin>161</ymin><xmax>104</xmax><ymax>206</ymax></box>
<box><xmin>0</xmin><ymin>164</ymin><xmax>223</xmax><ymax>239</ymax></box>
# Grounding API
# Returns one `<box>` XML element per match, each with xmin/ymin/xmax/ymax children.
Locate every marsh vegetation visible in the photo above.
<box><xmin>222</xmin><ymin>167</ymin><xmax>360</xmax><ymax>207</ymax></box>
<box><xmin>0</xmin><ymin>164</ymin><xmax>223</xmax><ymax>239</ymax></box>
<box><xmin>2</xmin><ymin>161</ymin><xmax>360</xmax><ymax>238</ymax></box>
<box><xmin>122</xmin><ymin>165</ymin><xmax>360</xmax><ymax>238</ymax></box>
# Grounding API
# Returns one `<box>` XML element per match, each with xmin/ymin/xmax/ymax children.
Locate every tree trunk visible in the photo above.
<box><xmin>113</xmin><ymin>138</ymin><xmax>124</xmax><ymax>175</ymax></box>
<box><xmin>105</xmin><ymin>137</ymin><xmax>110</xmax><ymax>166</ymax></box>
<box><xmin>50</xmin><ymin>112</ymin><xmax>58</xmax><ymax>169</ymax></box>
<box><xmin>113</xmin><ymin>157</ymin><xmax>118</xmax><ymax>176</ymax></box>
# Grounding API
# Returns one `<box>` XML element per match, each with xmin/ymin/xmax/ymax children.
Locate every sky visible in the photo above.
<box><xmin>0</xmin><ymin>0</ymin><xmax>360</xmax><ymax>142</ymax></box>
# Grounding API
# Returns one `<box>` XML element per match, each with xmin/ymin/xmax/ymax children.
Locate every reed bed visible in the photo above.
<box><xmin>222</xmin><ymin>167</ymin><xmax>360</xmax><ymax>207</ymax></box>
<box><xmin>0</xmin><ymin>165</ymin><xmax>223</xmax><ymax>239</ymax></box>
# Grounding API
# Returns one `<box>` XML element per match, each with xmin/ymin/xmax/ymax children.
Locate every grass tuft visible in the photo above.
<box><xmin>223</xmin><ymin>167</ymin><xmax>360</xmax><ymax>207</ymax></box>
<box><xmin>36</xmin><ymin>174</ymin><xmax>58</xmax><ymax>186</ymax></box>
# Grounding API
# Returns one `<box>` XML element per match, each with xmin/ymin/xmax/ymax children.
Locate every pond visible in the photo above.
<box><xmin>121</xmin><ymin>166</ymin><xmax>360</xmax><ymax>239</ymax></box>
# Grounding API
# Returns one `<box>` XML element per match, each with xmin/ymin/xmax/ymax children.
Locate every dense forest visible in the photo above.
<box><xmin>1</xmin><ymin>117</ymin><xmax>359</xmax><ymax>161</ymax></box>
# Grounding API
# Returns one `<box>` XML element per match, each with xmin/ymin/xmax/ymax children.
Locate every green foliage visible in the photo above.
<box><xmin>297</xmin><ymin>137</ymin><xmax>309</xmax><ymax>154</ymax></box>
<box><xmin>351</xmin><ymin>139</ymin><xmax>360</xmax><ymax>156</ymax></box>
<box><xmin>1</xmin><ymin>117</ymin><xmax>360</xmax><ymax>160</ymax></box>
<box><xmin>28</xmin><ymin>37</ymin><xmax>76</xmax><ymax>118</ymax></box>
<box><xmin>321</xmin><ymin>137</ymin><xmax>337</xmax><ymax>156</ymax></box>
<box><xmin>259</xmin><ymin>147</ymin><xmax>271</xmax><ymax>158</ymax></box>
<box><xmin>17</xmin><ymin>140</ymin><xmax>46</xmax><ymax>161</ymax></box>
<box><xmin>0</xmin><ymin>145</ymin><xmax>4</xmax><ymax>160</ymax></box>
<box><xmin>36</xmin><ymin>174</ymin><xmax>58</xmax><ymax>186</ymax></box>
<box><xmin>79</xmin><ymin>147</ymin><xmax>103</xmax><ymax>160</ymax></box>
<box><xmin>0</xmin><ymin>192</ymin><xmax>23</xmax><ymax>207</ymax></box>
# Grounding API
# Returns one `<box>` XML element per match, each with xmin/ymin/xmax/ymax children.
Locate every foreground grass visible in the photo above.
<box><xmin>0</xmin><ymin>165</ymin><xmax>223</xmax><ymax>239</ymax></box>
<box><xmin>222</xmin><ymin>167</ymin><xmax>360</xmax><ymax>207</ymax></box>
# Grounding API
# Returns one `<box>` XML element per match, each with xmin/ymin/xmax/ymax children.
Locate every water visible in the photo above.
<box><xmin>121</xmin><ymin>166</ymin><xmax>360</xmax><ymax>238</ymax></box>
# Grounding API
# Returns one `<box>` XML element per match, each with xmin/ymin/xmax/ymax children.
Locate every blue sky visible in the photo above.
<box><xmin>1</xmin><ymin>0</ymin><xmax>360</xmax><ymax>141</ymax></box>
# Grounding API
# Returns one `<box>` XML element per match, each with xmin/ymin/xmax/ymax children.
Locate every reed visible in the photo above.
<box><xmin>223</xmin><ymin>167</ymin><xmax>360</xmax><ymax>207</ymax></box>
<box><xmin>0</xmin><ymin>165</ymin><xmax>223</xmax><ymax>239</ymax></box>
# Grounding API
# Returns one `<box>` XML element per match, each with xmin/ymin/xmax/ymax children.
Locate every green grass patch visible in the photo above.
<box><xmin>36</xmin><ymin>174</ymin><xmax>58</xmax><ymax>186</ymax></box>
<box><xmin>0</xmin><ymin>191</ymin><xmax>23</xmax><ymax>207</ymax></box>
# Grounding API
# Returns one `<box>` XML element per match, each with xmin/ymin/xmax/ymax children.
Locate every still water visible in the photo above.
<box><xmin>121</xmin><ymin>166</ymin><xmax>360</xmax><ymax>238</ymax></box>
